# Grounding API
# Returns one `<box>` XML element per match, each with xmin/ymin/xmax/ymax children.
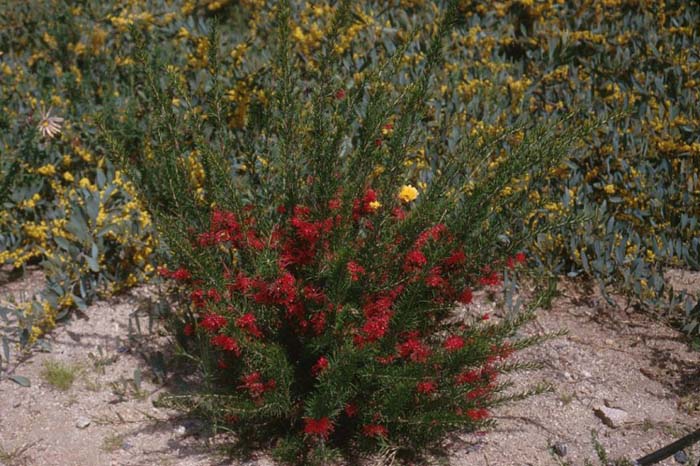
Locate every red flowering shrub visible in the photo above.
<box><xmin>115</xmin><ymin>2</ymin><xmax>580</xmax><ymax>463</ymax></box>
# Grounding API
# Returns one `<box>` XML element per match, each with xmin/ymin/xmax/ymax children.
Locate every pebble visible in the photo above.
<box><xmin>75</xmin><ymin>417</ymin><xmax>91</xmax><ymax>429</ymax></box>
<box><xmin>593</xmin><ymin>405</ymin><xmax>629</xmax><ymax>428</ymax></box>
<box><xmin>674</xmin><ymin>450</ymin><xmax>688</xmax><ymax>464</ymax></box>
<box><xmin>552</xmin><ymin>442</ymin><xmax>568</xmax><ymax>457</ymax></box>
<box><xmin>175</xmin><ymin>425</ymin><xmax>186</xmax><ymax>435</ymax></box>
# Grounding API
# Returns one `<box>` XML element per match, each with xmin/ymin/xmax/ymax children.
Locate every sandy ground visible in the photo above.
<box><xmin>0</xmin><ymin>269</ymin><xmax>698</xmax><ymax>466</ymax></box>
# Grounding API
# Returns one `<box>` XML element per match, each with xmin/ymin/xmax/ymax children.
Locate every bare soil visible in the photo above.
<box><xmin>1</xmin><ymin>269</ymin><xmax>698</xmax><ymax>466</ymax></box>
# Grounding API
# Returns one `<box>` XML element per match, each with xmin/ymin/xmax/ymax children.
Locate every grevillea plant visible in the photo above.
<box><xmin>101</xmin><ymin>1</ymin><xmax>589</xmax><ymax>463</ymax></box>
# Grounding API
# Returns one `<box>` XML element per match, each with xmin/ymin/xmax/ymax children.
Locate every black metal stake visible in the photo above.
<box><xmin>635</xmin><ymin>428</ymin><xmax>700</xmax><ymax>466</ymax></box>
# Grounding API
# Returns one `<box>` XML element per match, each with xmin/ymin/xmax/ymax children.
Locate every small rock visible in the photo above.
<box><xmin>75</xmin><ymin>417</ymin><xmax>91</xmax><ymax>429</ymax></box>
<box><xmin>581</xmin><ymin>370</ymin><xmax>592</xmax><ymax>378</ymax></box>
<box><xmin>594</xmin><ymin>405</ymin><xmax>629</xmax><ymax>428</ymax></box>
<box><xmin>552</xmin><ymin>442</ymin><xmax>568</xmax><ymax>457</ymax></box>
<box><xmin>175</xmin><ymin>425</ymin><xmax>186</xmax><ymax>435</ymax></box>
<box><xmin>674</xmin><ymin>450</ymin><xmax>688</xmax><ymax>464</ymax></box>
<box><xmin>121</xmin><ymin>441</ymin><xmax>134</xmax><ymax>451</ymax></box>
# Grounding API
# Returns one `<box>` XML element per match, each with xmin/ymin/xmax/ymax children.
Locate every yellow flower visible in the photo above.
<box><xmin>368</xmin><ymin>200</ymin><xmax>382</xmax><ymax>211</ymax></box>
<box><xmin>398</xmin><ymin>184</ymin><xmax>419</xmax><ymax>203</ymax></box>
<box><xmin>63</xmin><ymin>171</ymin><xmax>74</xmax><ymax>182</ymax></box>
<box><xmin>604</xmin><ymin>184</ymin><xmax>616</xmax><ymax>194</ymax></box>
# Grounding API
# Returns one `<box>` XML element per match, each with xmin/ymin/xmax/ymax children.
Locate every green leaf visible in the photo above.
<box><xmin>54</xmin><ymin>236</ymin><xmax>73</xmax><ymax>251</ymax></box>
<box><xmin>2</xmin><ymin>336</ymin><xmax>9</xmax><ymax>363</ymax></box>
<box><xmin>133</xmin><ymin>367</ymin><xmax>141</xmax><ymax>390</ymax></box>
<box><xmin>9</xmin><ymin>375</ymin><xmax>30</xmax><ymax>387</ymax></box>
<box><xmin>66</xmin><ymin>209</ymin><xmax>90</xmax><ymax>243</ymax></box>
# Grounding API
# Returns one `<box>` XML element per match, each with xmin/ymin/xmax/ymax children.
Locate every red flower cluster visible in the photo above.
<box><xmin>506</xmin><ymin>252</ymin><xmax>527</xmax><ymax>269</ymax></box>
<box><xmin>159</xmin><ymin>266</ymin><xmax>191</xmax><ymax>281</ymax></box>
<box><xmin>201</xmin><ymin>313</ymin><xmax>227</xmax><ymax>333</ymax></box>
<box><xmin>241</xmin><ymin>371</ymin><xmax>276</xmax><ymax>399</ymax></box>
<box><xmin>235</xmin><ymin>313</ymin><xmax>263</xmax><ymax>338</ymax></box>
<box><xmin>362</xmin><ymin>424</ymin><xmax>388</xmax><ymax>438</ymax></box>
<box><xmin>210</xmin><ymin>334</ymin><xmax>241</xmax><ymax>356</ymax></box>
<box><xmin>346</xmin><ymin>261</ymin><xmax>366</xmax><ymax>281</ymax></box>
<box><xmin>443</xmin><ymin>335</ymin><xmax>465</xmax><ymax>352</ymax></box>
<box><xmin>352</xmin><ymin>188</ymin><xmax>380</xmax><ymax>221</ymax></box>
<box><xmin>344</xmin><ymin>403</ymin><xmax>358</xmax><ymax>417</ymax></box>
<box><xmin>397</xmin><ymin>335</ymin><xmax>431</xmax><ymax>363</ymax></box>
<box><xmin>353</xmin><ymin>286</ymin><xmax>403</xmax><ymax>347</ymax></box>
<box><xmin>466</xmin><ymin>408</ymin><xmax>489</xmax><ymax>421</ymax></box>
<box><xmin>416</xmin><ymin>380</ymin><xmax>437</xmax><ymax>395</ymax></box>
<box><xmin>403</xmin><ymin>249</ymin><xmax>427</xmax><ymax>273</ymax></box>
<box><xmin>311</xmin><ymin>356</ymin><xmax>329</xmax><ymax>376</ymax></box>
<box><xmin>303</xmin><ymin>417</ymin><xmax>334</xmax><ymax>440</ymax></box>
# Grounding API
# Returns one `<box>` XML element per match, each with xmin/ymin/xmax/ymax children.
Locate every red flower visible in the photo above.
<box><xmin>415</xmin><ymin>224</ymin><xmax>447</xmax><ymax>248</ymax></box>
<box><xmin>200</xmin><ymin>313</ymin><xmax>227</xmax><ymax>333</ymax></box>
<box><xmin>310</xmin><ymin>311</ymin><xmax>327</xmax><ymax>335</ymax></box>
<box><xmin>206</xmin><ymin>288</ymin><xmax>222</xmax><ymax>303</ymax></box>
<box><xmin>358</xmin><ymin>313</ymin><xmax>391</xmax><ymax>344</ymax></box>
<box><xmin>466</xmin><ymin>386</ymin><xmax>491</xmax><ymax>400</ymax></box>
<box><xmin>241</xmin><ymin>371</ymin><xmax>275</xmax><ymax>398</ymax></box>
<box><xmin>392</xmin><ymin>206</ymin><xmax>407</xmax><ymax>220</ymax></box>
<box><xmin>210</xmin><ymin>334</ymin><xmax>241</xmax><ymax>356</ymax></box>
<box><xmin>507</xmin><ymin>252</ymin><xmax>527</xmax><ymax>269</ymax></box>
<box><xmin>458</xmin><ymin>288</ymin><xmax>473</xmax><ymax>304</ymax></box>
<box><xmin>479</xmin><ymin>270</ymin><xmax>502</xmax><ymax>287</ymax></box>
<box><xmin>235</xmin><ymin>313</ymin><xmax>263</xmax><ymax>338</ymax></box>
<box><xmin>344</xmin><ymin>403</ymin><xmax>358</xmax><ymax>417</ymax></box>
<box><xmin>455</xmin><ymin>369</ymin><xmax>480</xmax><ymax>385</ymax></box>
<box><xmin>190</xmin><ymin>289</ymin><xmax>205</xmax><ymax>307</ymax></box>
<box><xmin>183</xmin><ymin>323</ymin><xmax>194</xmax><ymax>336</ymax></box>
<box><xmin>246</xmin><ymin>230</ymin><xmax>265</xmax><ymax>250</ymax></box>
<box><xmin>232</xmin><ymin>273</ymin><xmax>254</xmax><ymax>294</ymax></box>
<box><xmin>268</xmin><ymin>272</ymin><xmax>297</xmax><ymax>305</ymax></box>
<box><xmin>403</xmin><ymin>249</ymin><xmax>427</xmax><ymax>272</ymax></box>
<box><xmin>397</xmin><ymin>337</ymin><xmax>431</xmax><ymax>363</ymax></box>
<box><xmin>335</xmin><ymin>89</ymin><xmax>346</xmax><ymax>100</ymax></box>
<box><xmin>303</xmin><ymin>417</ymin><xmax>334</xmax><ymax>440</ymax></box>
<box><xmin>303</xmin><ymin>285</ymin><xmax>326</xmax><ymax>303</ymax></box>
<box><xmin>347</xmin><ymin>261</ymin><xmax>366</xmax><ymax>282</ymax></box>
<box><xmin>362</xmin><ymin>424</ymin><xmax>388</xmax><ymax>438</ymax></box>
<box><xmin>416</xmin><ymin>380</ymin><xmax>437</xmax><ymax>395</ymax></box>
<box><xmin>425</xmin><ymin>267</ymin><xmax>447</xmax><ymax>288</ymax></box>
<box><xmin>375</xmin><ymin>354</ymin><xmax>397</xmax><ymax>365</ymax></box>
<box><xmin>466</xmin><ymin>408</ymin><xmax>489</xmax><ymax>421</ymax></box>
<box><xmin>352</xmin><ymin>188</ymin><xmax>380</xmax><ymax>220</ymax></box>
<box><xmin>443</xmin><ymin>249</ymin><xmax>466</xmax><ymax>266</ymax></box>
<box><xmin>443</xmin><ymin>335</ymin><xmax>465</xmax><ymax>352</ymax></box>
<box><xmin>311</xmin><ymin>356</ymin><xmax>329</xmax><ymax>376</ymax></box>
<box><xmin>171</xmin><ymin>267</ymin><xmax>191</xmax><ymax>281</ymax></box>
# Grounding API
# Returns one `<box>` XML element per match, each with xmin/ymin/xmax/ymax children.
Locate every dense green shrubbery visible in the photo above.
<box><xmin>101</xmin><ymin>2</ymin><xmax>582</xmax><ymax>461</ymax></box>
